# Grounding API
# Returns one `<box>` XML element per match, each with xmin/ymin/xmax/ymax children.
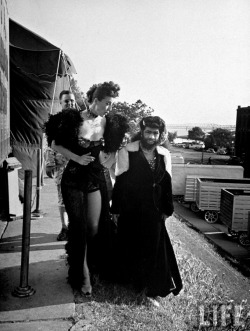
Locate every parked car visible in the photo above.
<box><xmin>190</xmin><ymin>143</ymin><xmax>205</xmax><ymax>149</ymax></box>
<box><xmin>175</xmin><ymin>143</ymin><xmax>186</xmax><ymax>148</ymax></box>
<box><xmin>193</xmin><ymin>147</ymin><xmax>204</xmax><ymax>151</ymax></box>
<box><xmin>217</xmin><ymin>149</ymin><xmax>227</xmax><ymax>155</ymax></box>
<box><xmin>206</xmin><ymin>148</ymin><xmax>216</xmax><ymax>153</ymax></box>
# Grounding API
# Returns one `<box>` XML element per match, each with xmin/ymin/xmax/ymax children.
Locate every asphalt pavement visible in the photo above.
<box><xmin>0</xmin><ymin>176</ymin><xmax>75</xmax><ymax>331</ymax></box>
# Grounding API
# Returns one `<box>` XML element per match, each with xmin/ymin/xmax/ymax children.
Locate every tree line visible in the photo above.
<box><xmin>71</xmin><ymin>78</ymin><xmax>234</xmax><ymax>151</ymax></box>
<box><xmin>187</xmin><ymin>126</ymin><xmax>234</xmax><ymax>153</ymax></box>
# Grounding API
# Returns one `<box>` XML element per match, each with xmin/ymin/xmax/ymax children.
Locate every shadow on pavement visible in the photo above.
<box><xmin>0</xmin><ymin>233</ymin><xmax>65</xmax><ymax>253</ymax></box>
<box><xmin>0</xmin><ymin>259</ymin><xmax>71</xmax><ymax>312</ymax></box>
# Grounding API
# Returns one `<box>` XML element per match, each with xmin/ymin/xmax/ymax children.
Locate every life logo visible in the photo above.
<box><xmin>198</xmin><ymin>302</ymin><xmax>250</xmax><ymax>328</ymax></box>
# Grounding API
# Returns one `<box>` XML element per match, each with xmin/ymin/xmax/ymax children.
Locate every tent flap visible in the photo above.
<box><xmin>9</xmin><ymin>19</ymin><xmax>77</xmax><ymax>173</ymax></box>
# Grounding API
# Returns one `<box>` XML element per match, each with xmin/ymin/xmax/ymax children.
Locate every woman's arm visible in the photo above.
<box><xmin>51</xmin><ymin>141</ymin><xmax>95</xmax><ymax>166</ymax></box>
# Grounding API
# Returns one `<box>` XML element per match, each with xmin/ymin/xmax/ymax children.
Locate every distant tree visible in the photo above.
<box><xmin>204</xmin><ymin>134</ymin><xmax>216</xmax><ymax>149</ymax></box>
<box><xmin>110</xmin><ymin>99</ymin><xmax>155</xmax><ymax>135</ymax></box>
<box><xmin>209</xmin><ymin>128</ymin><xmax>234</xmax><ymax>148</ymax></box>
<box><xmin>168</xmin><ymin>131</ymin><xmax>177</xmax><ymax>143</ymax></box>
<box><xmin>70</xmin><ymin>77</ymin><xmax>86</xmax><ymax>110</ymax></box>
<box><xmin>111</xmin><ymin>99</ymin><xmax>153</xmax><ymax>119</ymax></box>
<box><xmin>188</xmin><ymin>126</ymin><xmax>205</xmax><ymax>141</ymax></box>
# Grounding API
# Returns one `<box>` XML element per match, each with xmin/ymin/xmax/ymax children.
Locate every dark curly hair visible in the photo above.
<box><xmin>131</xmin><ymin>116</ymin><xmax>167</xmax><ymax>145</ymax></box>
<box><xmin>139</xmin><ymin>116</ymin><xmax>166</xmax><ymax>134</ymax></box>
<box><xmin>103</xmin><ymin>114</ymin><xmax>130</xmax><ymax>153</ymax></box>
<box><xmin>86</xmin><ymin>81</ymin><xmax>120</xmax><ymax>103</ymax></box>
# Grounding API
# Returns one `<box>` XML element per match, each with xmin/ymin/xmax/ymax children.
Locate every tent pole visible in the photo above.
<box><xmin>61</xmin><ymin>52</ymin><xmax>72</xmax><ymax>90</ymax></box>
<box><xmin>61</xmin><ymin>54</ymin><xmax>83</xmax><ymax>111</ymax></box>
<box><xmin>50</xmin><ymin>49</ymin><xmax>61</xmax><ymax>114</ymax></box>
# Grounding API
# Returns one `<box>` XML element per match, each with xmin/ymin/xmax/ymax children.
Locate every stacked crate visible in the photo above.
<box><xmin>196</xmin><ymin>178</ymin><xmax>250</xmax><ymax>212</ymax></box>
<box><xmin>220</xmin><ymin>189</ymin><xmax>250</xmax><ymax>232</ymax></box>
<box><xmin>185</xmin><ymin>175</ymin><xmax>212</xmax><ymax>202</ymax></box>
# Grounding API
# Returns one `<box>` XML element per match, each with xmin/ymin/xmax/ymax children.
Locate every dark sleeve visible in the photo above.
<box><xmin>161</xmin><ymin>171</ymin><xmax>174</xmax><ymax>217</ymax></box>
<box><xmin>44</xmin><ymin>112</ymin><xmax>62</xmax><ymax>147</ymax></box>
<box><xmin>44</xmin><ymin>109</ymin><xmax>82</xmax><ymax>149</ymax></box>
<box><xmin>110</xmin><ymin>172</ymin><xmax>127</xmax><ymax>214</ymax></box>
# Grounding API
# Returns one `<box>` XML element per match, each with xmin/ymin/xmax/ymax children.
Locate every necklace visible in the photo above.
<box><xmin>148</xmin><ymin>157</ymin><xmax>156</xmax><ymax>171</ymax></box>
<box><xmin>100</xmin><ymin>152</ymin><xmax>111</xmax><ymax>165</ymax></box>
<box><xmin>140</xmin><ymin>144</ymin><xmax>156</xmax><ymax>171</ymax></box>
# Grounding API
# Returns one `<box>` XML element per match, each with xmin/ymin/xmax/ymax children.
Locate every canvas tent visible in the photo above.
<box><xmin>9</xmin><ymin>19</ymin><xmax>77</xmax><ymax>178</ymax></box>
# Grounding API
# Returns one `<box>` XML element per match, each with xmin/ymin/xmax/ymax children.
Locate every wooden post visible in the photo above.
<box><xmin>248</xmin><ymin>211</ymin><xmax>250</xmax><ymax>239</ymax></box>
<box><xmin>201</xmin><ymin>149</ymin><xmax>204</xmax><ymax>164</ymax></box>
<box><xmin>41</xmin><ymin>135</ymin><xmax>45</xmax><ymax>187</ymax></box>
<box><xmin>32</xmin><ymin>148</ymin><xmax>43</xmax><ymax>218</ymax></box>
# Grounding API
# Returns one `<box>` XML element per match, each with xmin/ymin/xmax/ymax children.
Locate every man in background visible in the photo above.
<box><xmin>45</xmin><ymin>90</ymin><xmax>76</xmax><ymax>241</ymax></box>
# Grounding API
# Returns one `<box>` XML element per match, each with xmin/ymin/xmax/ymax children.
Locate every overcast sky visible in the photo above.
<box><xmin>7</xmin><ymin>0</ymin><xmax>250</xmax><ymax>125</ymax></box>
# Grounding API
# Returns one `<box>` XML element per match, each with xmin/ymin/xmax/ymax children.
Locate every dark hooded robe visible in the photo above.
<box><xmin>111</xmin><ymin>141</ymin><xmax>183</xmax><ymax>297</ymax></box>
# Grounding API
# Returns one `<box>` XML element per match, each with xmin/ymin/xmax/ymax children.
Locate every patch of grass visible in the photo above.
<box><xmin>72</xmin><ymin>231</ymin><xmax>250</xmax><ymax>330</ymax></box>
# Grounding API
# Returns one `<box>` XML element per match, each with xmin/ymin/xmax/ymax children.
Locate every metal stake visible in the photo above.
<box><xmin>12</xmin><ymin>170</ymin><xmax>36</xmax><ymax>297</ymax></box>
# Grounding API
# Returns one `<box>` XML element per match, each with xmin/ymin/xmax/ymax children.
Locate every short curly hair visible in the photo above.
<box><xmin>139</xmin><ymin>116</ymin><xmax>166</xmax><ymax>134</ymax></box>
<box><xmin>86</xmin><ymin>81</ymin><xmax>120</xmax><ymax>103</ymax></box>
<box><xmin>138</xmin><ymin>116</ymin><xmax>167</xmax><ymax>145</ymax></box>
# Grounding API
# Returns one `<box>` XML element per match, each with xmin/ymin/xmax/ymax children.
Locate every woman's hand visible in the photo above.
<box><xmin>75</xmin><ymin>152</ymin><xmax>95</xmax><ymax>165</ymax></box>
<box><xmin>51</xmin><ymin>141</ymin><xmax>95</xmax><ymax>165</ymax></box>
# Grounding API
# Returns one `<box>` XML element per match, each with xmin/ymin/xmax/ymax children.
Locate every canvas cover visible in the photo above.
<box><xmin>0</xmin><ymin>1</ymin><xmax>10</xmax><ymax>165</ymax></box>
<box><xmin>9</xmin><ymin>19</ymin><xmax>77</xmax><ymax>178</ymax></box>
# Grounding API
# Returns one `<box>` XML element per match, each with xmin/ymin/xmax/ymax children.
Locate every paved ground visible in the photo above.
<box><xmin>0</xmin><ymin>177</ymin><xmax>75</xmax><ymax>331</ymax></box>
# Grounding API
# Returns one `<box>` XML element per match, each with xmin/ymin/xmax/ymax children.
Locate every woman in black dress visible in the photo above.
<box><xmin>45</xmin><ymin>81</ymin><xmax>129</xmax><ymax>295</ymax></box>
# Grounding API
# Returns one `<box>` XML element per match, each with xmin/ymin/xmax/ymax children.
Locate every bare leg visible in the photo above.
<box><xmin>82</xmin><ymin>246</ymin><xmax>92</xmax><ymax>296</ymax></box>
<box><xmin>82</xmin><ymin>190</ymin><xmax>101</xmax><ymax>295</ymax></box>
<box><xmin>59</xmin><ymin>205</ymin><xmax>68</xmax><ymax>229</ymax></box>
<box><xmin>57</xmin><ymin>175</ymin><xmax>68</xmax><ymax>240</ymax></box>
<box><xmin>87</xmin><ymin>190</ymin><xmax>102</xmax><ymax>238</ymax></box>
<box><xmin>57</xmin><ymin>206</ymin><xmax>68</xmax><ymax>241</ymax></box>
<box><xmin>85</xmin><ymin>190</ymin><xmax>102</xmax><ymax>281</ymax></box>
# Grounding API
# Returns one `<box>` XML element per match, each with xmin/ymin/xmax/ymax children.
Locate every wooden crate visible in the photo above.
<box><xmin>196</xmin><ymin>178</ymin><xmax>250</xmax><ymax>211</ymax></box>
<box><xmin>172</xmin><ymin>164</ymin><xmax>244</xmax><ymax>196</ymax></box>
<box><xmin>184</xmin><ymin>175</ymin><xmax>213</xmax><ymax>202</ymax></box>
<box><xmin>220</xmin><ymin>189</ymin><xmax>250</xmax><ymax>232</ymax></box>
